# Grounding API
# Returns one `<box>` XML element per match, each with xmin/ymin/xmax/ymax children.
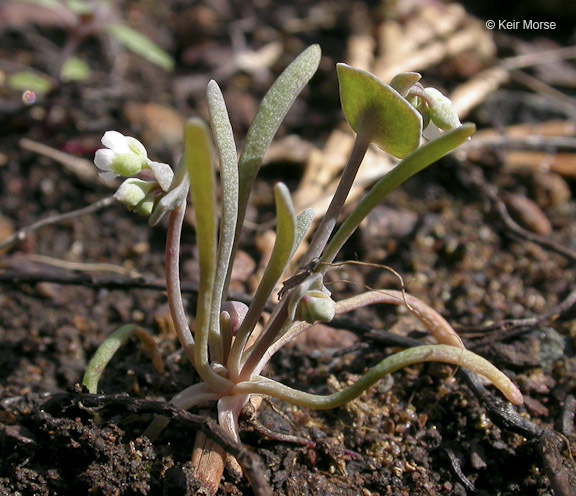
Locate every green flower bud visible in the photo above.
<box><xmin>114</xmin><ymin>178</ymin><xmax>155</xmax><ymax>207</ymax></box>
<box><xmin>294</xmin><ymin>290</ymin><xmax>336</xmax><ymax>324</ymax></box>
<box><xmin>111</xmin><ymin>153</ymin><xmax>147</xmax><ymax>177</ymax></box>
<box><xmin>423</xmin><ymin>87</ymin><xmax>461</xmax><ymax>131</ymax></box>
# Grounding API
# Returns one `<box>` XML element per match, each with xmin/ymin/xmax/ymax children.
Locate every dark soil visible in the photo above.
<box><xmin>1</xmin><ymin>1</ymin><xmax>576</xmax><ymax>495</ymax></box>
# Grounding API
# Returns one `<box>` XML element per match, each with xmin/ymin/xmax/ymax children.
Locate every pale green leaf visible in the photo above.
<box><xmin>228</xmin><ymin>182</ymin><xmax>297</xmax><ymax>381</ymax></box>
<box><xmin>185</xmin><ymin>118</ymin><xmax>230</xmax><ymax>393</ymax></box>
<box><xmin>206</xmin><ymin>80</ymin><xmax>239</xmax><ymax>358</ymax></box>
<box><xmin>337</xmin><ymin>64</ymin><xmax>422</xmax><ymax>158</ymax></box>
<box><xmin>107</xmin><ymin>24</ymin><xmax>174</xmax><ymax>71</ymax></box>
<box><xmin>237</xmin><ymin>45</ymin><xmax>321</xmax><ymax>225</ymax></box>
<box><xmin>389</xmin><ymin>72</ymin><xmax>421</xmax><ymax>97</ymax></box>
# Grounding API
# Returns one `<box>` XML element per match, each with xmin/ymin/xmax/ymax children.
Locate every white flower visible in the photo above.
<box><xmin>94</xmin><ymin>131</ymin><xmax>148</xmax><ymax>180</ymax></box>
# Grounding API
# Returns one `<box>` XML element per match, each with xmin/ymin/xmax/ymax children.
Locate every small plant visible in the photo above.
<box><xmin>6</xmin><ymin>0</ymin><xmax>173</xmax><ymax>94</ymax></box>
<box><xmin>86</xmin><ymin>45</ymin><xmax>522</xmax><ymax>490</ymax></box>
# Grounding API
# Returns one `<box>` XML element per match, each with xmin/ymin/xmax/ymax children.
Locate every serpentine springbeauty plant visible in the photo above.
<box><xmin>85</xmin><ymin>44</ymin><xmax>523</xmax><ymax>482</ymax></box>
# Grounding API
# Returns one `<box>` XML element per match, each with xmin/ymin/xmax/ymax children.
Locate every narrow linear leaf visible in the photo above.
<box><xmin>82</xmin><ymin>325</ymin><xmax>162</xmax><ymax>394</ymax></box>
<box><xmin>207</xmin><ymin>80</ymin><xmax>238</xmax><ymax>298</ymax></box>
<box><xmin>228</xmin><ymin>182</ymin><xmax>297</xmax><ymax>380</ymax></box>
<box><xmin>107</xmin><ymin>24</ymin><xmax>174</xmax><ymax>71</ymax></box>
<box><xmin>236</xmin><ymin>45</ymin><xmax>321</xmax><ymax>228</ymax></box>
<box><xmin>207</xmin><ymin>80</ymin><xmax>239</xmax><ymax>356</ymax></box>
<box><xmin>293</xmin><ymin>208</ymin><xmax>314</xmax><ymax>256</ymax></box>
<box><xmin>322</xmin><ymin>124</ymin><xmax>476</xmax><ymax>264</ymax></box>
<box><xmin>235</xmin><ymin>343</ymin><xmax>523</xmax><ymax>408</ymax></box>
<box><xmin>185</xmin><ymin>118</ymin><xmax>229</xmax><ymax>393</ymax></box>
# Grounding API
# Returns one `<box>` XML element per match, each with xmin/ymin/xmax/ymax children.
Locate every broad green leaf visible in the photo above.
<box><xmin>7</xmin><ymin>71</ymin><xmax>52</xmax><ymax>94</ymax></box>
<box><xmin>337</xmin><ymin>64</ymin><xmax>422</xmax><ymax>158</ymax></box>
<box><xmin>321</xmin><ymin>123</ymin><xmax>476</xmax><ymax>264</ymax></box>
<box><xmin>107</xmin><ymin>24</ymin><xmax>174</xmax><ymax>71</ymax></box>
<box><xmin>60</xmin><ymin>56</ymin><xmax>91</xmax><ymax>82</ymax></box>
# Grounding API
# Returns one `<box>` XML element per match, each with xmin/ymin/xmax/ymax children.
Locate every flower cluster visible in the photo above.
<box><xmin>94</xmin><ymin>131</ymin><xmax>187</xmax><ymax>225</ymax></box>
<box><xmin>390</xmin><ymin>72</ymin><xmax>462</xmax><ymax>134</ymax></box>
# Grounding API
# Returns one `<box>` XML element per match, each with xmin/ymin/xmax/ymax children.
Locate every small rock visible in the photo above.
<box><xmin>292</xmin><ymin>323</ymin><xmax>358</xmax><ymax>352</ymax></box>
<box><xmin>123</xmin><ymin>102</ymin><xmax>184</xmax><ymax>157</ymax></box>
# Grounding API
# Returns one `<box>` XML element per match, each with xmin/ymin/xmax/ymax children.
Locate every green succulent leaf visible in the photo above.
<box><xmin>237</xmin><ymin>45</ymin><xmax>321</xmax><ymax>226</ymax></box>
<box><xmin>337</xmin><ymin>64</ymin><xmax>422</xmax><ymax>158</ymax></box>
<box><xmin>206</xmin><ymin>80</ymin><xmax>239</xmax><ymax>361</ymax></box>
<box><xmin>389</xmin><ymin>72</ymin><xmax>421</xmax><ymax>97</ymax></box>
<box><xmin>185</xmin><ymin>118</ymin><xmax>230</xmax><ymax>394</ymax></box>
<box><xmin>107</xmin><ymin>24</ymin><xmax>174</xmax><ymax>71</ymax></box>
<box><xmin>207</xmin><ymin>80</ymin><xmax>238</xmax><ymax>305</ymax></box>
<box><xmin>227</xmin><ymin>182</ymin><xmax>297</xmax><ymax>380</ymax></box>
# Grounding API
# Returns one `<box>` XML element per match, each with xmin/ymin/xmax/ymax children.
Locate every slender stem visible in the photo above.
<box><xmin>166</xmin><ymin>204</ymin><xmax>196</xmax><ymax>365</ymax></box>
<box><xmin>239</xmin><ymin>130</ymin><xmax>372</xmax><ymax>381</ymax></box>
<box><xmin>320</xmin><ymin>124</ymin><xmax>475</xmax><ymax>267</ymax></box>
<box><xmin>300</xmin><ymin>129</ymin><xmax>372</xmax><ymax>266</ymax></box>
<box><xmin>228</xmin><ymin>184</ymin><xmax>296</xmax><ymax>382</ymax></box>
<box><xmin>233</xmin><ymin>344</ymin><xmax>524</xmax><ymax>408</ymax></box>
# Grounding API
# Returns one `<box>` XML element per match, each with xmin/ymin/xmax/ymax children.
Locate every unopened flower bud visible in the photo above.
<box><xmin>294</xmin><ymin>290</ymin><xmax>336</xmax><ymax>324</ymax></box>
<box><xmin>114</xmin><ymin>178</ymin><xmax>155</xmax><ymax>207</ymax></box>
<box><xmin>134</xmin><ymin>195</ymin><xmax>156</xmax><ymax>216</ymax></box>
<box><xmin>423</xmin><ymin>87</ymin><xmax>461</xmax><ymax>131</ymax></box>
